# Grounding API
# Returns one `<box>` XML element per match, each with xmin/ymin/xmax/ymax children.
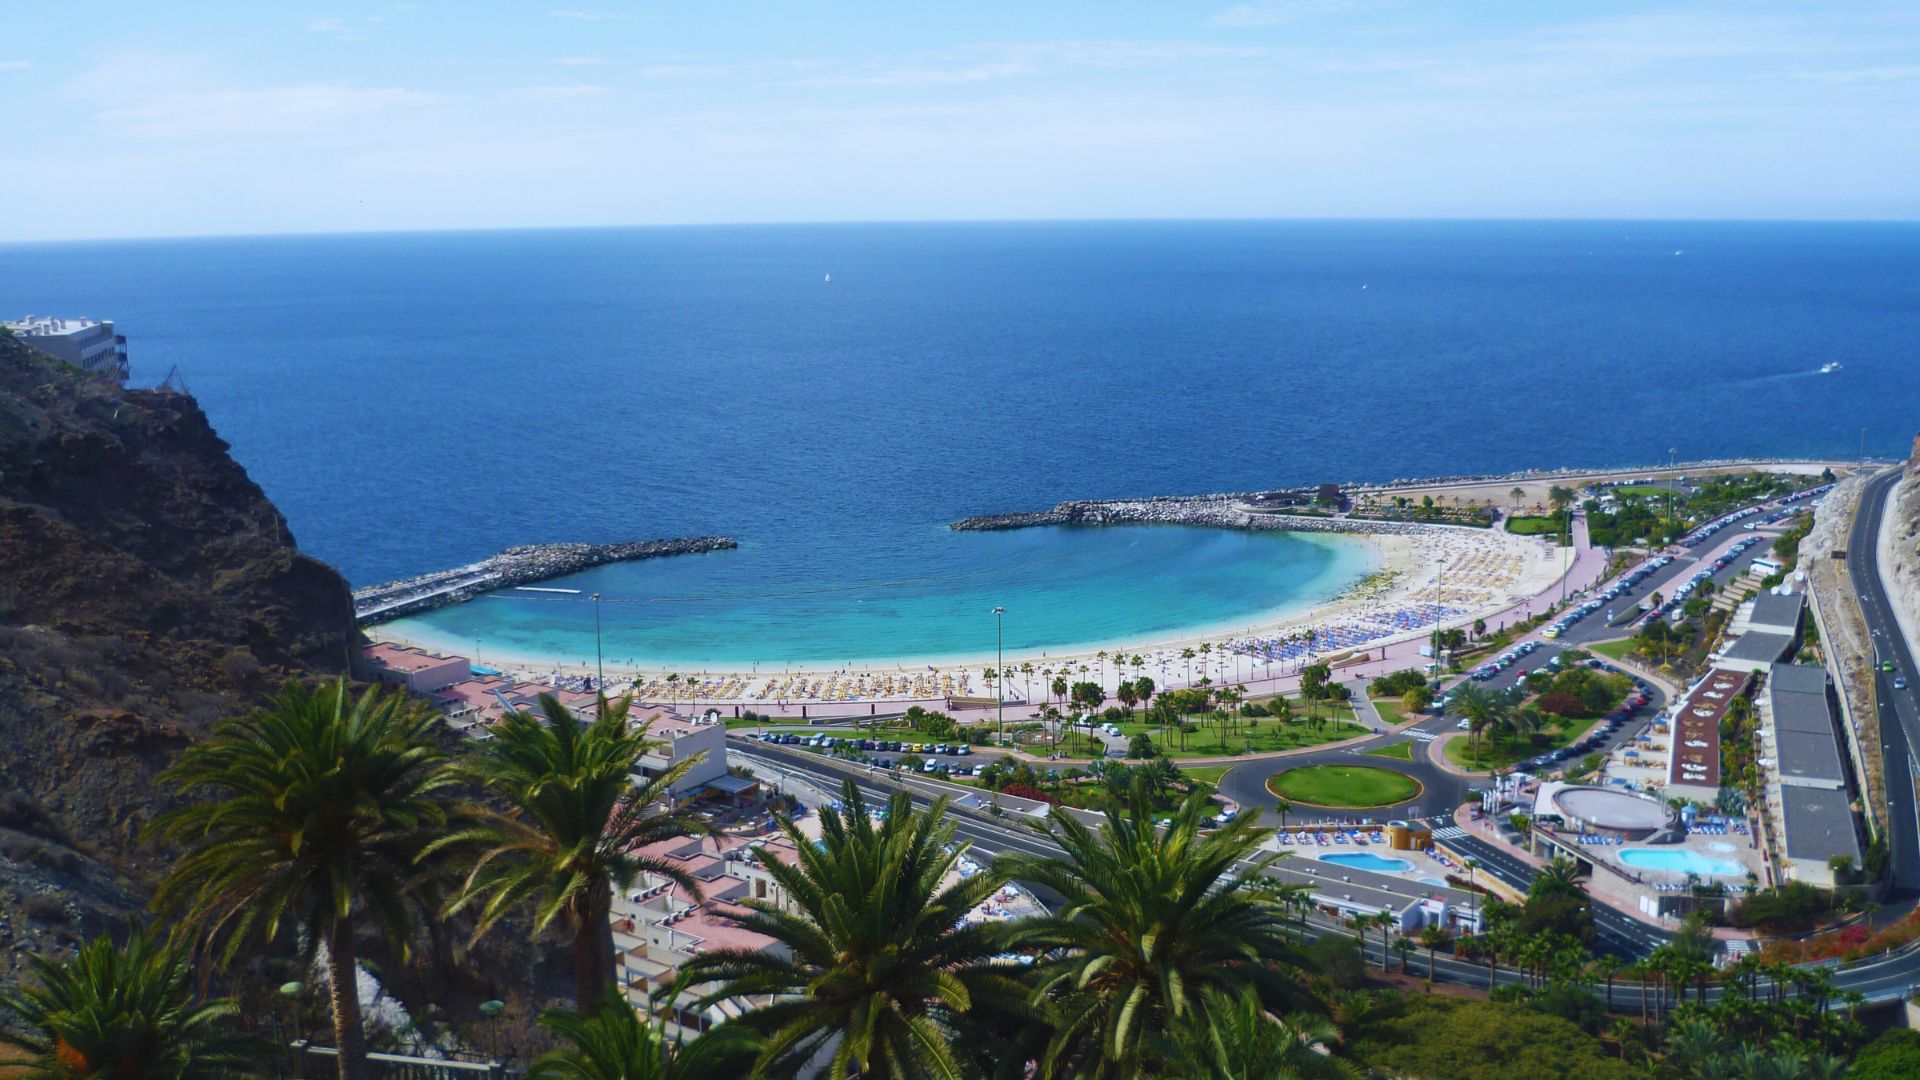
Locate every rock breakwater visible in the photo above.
<box><xmin>353</xmin><ymin>536</ymin><xmax>737</xmax><ymax>624</ymax></box>
<box><xmin>952</xmin><ymin>495</ymin><xmax>1436</xmax><ymax>537</ymax></box>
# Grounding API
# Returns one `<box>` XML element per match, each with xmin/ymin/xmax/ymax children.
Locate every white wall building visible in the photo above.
<box><xmin>4</xmin><ymin>315</ymin><xmax>127</xmax><ymax>380</ymax></box>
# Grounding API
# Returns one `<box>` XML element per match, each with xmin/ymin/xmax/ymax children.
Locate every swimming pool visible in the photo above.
<box><xmin>1619</xmin><ymin>848</ymin><xmax>1744</xmax><ymax>877</ymax></box>
<box><xmin>1320</xmin><ymin>852</ymin><xmax>1415</xmax><ymax>874</ymax></box>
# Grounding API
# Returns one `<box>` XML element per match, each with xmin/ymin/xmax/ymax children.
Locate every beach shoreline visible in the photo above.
<box><xmin>367</xmin><ymin>517</ymin><xmax>1568</xmax><ymax>707</ymax></box>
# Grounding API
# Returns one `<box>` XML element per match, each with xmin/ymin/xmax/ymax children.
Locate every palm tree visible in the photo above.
<box><xmin>1450</xmin><ymin>683</ymin><xmax>1501</xmax><ymax>767</ymax></box>
<box><xmin>1051</xmin><ymin>674</ymin><xmax>1069</xmax><ymax>713</ymax></box>
<box><xmin>528</xmin><ymin>991</ymin><xmax>756</xmax><ymax>1080</ymax></box>
<box><xmin>1368</xmin><ymin>913</ymin><xmax>1394</xmax><ymax>972</ymax></box>
<box><xmin>1417</xmin><ymin>925</ymin><xmax>1451</xmax><ymax>983</ymax></box>
<box><xmin>1510</xmin><ymin>486</ymin><xmax>1524</xmax><ymax>513</ymax></box>
<box><xmin>1391</xmin><ymin>936</ymin><xmax>1416</xmax><ymax>976</ymax></box>
<box><xmin>1161</xmin><ymin>989</ymin><xmax>1358</xmax><ymax>1080</ymax></box>
<box><xmin>680</xmin><ymin>782</ymin><xmax>1024</xmax><ymax>1079</ymax></box>
<box><xmin>999</xmin><ymin>786</ymin><xmax>1317</xmax><ymax>1078</ymax></box>
<box><xmin>1274</xmin><ymin>797</ymin><xmax>1292</xmax><ymax>832</ymax></box>
<box><xmin>429</xmin><ymin>692</ymin><xmax>713</xmax><ymax>1009</ymax></box>
<box><xmin>149</xmin><ymin>678</ymin><xmax>454</xmax><ymax>1080</ymax></box>
<box><xmin>0</xmin><ymin>928</ymin><xmax>257</xmax><ymax>1079</ymax></box>
<box><xmin>1592</xmin><ymin>953</ymin><xmax>1622</xmax><ymax>1012</ymax></box>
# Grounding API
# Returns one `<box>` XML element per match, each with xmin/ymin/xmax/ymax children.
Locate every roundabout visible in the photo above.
<box><xmin>1267</xmin><ymin>764</ymin><xmax>1423</xmax><ymax>809</ymax></box>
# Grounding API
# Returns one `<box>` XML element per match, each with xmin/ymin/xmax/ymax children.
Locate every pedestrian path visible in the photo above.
<box><xmin>1431</xmin><ymin>825</ymin><xmax>1468</xmax><ymax>840</ymax></box>
<box><xmin>1403</xmin><ymin>730</ymin><xmax>1439</xmax><ymax>742</ymax></box>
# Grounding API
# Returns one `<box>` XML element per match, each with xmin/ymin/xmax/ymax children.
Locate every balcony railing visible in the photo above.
<box><xmin>288</xmin><ymin>1041</ymin><xmax>513</xmax><ymax>1078</ymax></box>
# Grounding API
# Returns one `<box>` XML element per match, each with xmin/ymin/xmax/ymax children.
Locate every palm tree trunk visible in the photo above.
<box><xmin>572</xmin><ymin>885</ymin><xmax>617</xmax><ymax>1008</ymax></box>
<box><xmin>326</xmin><ymin>919</ymin><xmax>370</xmax><ymax>1080</ymax></box>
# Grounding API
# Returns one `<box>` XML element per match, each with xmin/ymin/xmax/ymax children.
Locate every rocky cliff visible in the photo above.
<box><xmin>0</xmin><ymin>332</ymin><xmax>356</xmax><ymax>972</ymax></box>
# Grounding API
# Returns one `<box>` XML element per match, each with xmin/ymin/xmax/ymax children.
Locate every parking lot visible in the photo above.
<box><xmin>1449</xmin><ymin>641</ymin><xmax>1658</xmax><ymax>773</ymax></box>
<box><xmin>738</xmin><ymin>730</ymin><xmax>1012</xmax><ymax>778</ymax></box>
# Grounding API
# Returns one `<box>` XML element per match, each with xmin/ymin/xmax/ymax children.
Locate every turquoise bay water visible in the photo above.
<box><xmin>384</xmin><ymin>525</ymin><xmax>1377</xmax><ymax>669</ymax></box>
<box><xmin>6</xmin><ymin>221</ymin><xmax>1916</xmax><ymax>668</ymax></box>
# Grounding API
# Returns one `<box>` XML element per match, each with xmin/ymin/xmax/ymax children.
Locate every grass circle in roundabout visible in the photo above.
<box><xmin>1266</xmin><ymin>765</ymin><xmax>1422</xmax><ymax>809</ymax></box>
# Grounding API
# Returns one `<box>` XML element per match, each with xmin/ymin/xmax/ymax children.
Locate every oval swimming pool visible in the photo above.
<box><xmin>1320</xmin><ymin>852</ymin><xmax>1414</xmax><ymax>874</ymax></box>
<box><xmin>1618</xmin><ymin>848</ymin><xmax>1744</xmax><ymax>877</ymax></box>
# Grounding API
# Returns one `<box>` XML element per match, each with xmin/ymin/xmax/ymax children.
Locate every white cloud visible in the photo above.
<box><xmin>95</xmin><ymin>84</ymin><xmax>439</xmax><ymax>138</ymax></box>
<box><xmin>555</xmin><ymin>56</ymin><xmax>606</xmax><ymax>66</ymax></box>
<box><xmin>519</xmin><ymin>83</ymin><xmax>610</xmax><ymax>99</ymax></box>
<box><xmin>548</xmin><ymin>10</ymin><xmax>629</xmax><ymax>20</ymax></box>
<box><xmin>0</xmin><ymin>60</ymin><xmax>31</xmax><ymax>71</ymax></box>
<box><xmin>306</xmin><ymin>17</ymin><xmax>367</xmax><ymax>42</ymax></box>
<box><xmin>1207</xmin><ymin>0</ymin><xmax>1367</xmax><ymax>28</ymax></box>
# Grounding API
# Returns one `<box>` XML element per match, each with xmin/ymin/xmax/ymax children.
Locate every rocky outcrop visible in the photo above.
<box><xmin>0</xmin><ymin>331</ymin><xmax>356</xmax><ymax>972</ymax></box>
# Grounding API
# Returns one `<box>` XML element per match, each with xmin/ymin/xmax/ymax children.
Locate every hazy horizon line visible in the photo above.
<box><xmin>6</xmin><ymin>213</ymin><xmax>1919</xmax><ymax>247</ymax></box>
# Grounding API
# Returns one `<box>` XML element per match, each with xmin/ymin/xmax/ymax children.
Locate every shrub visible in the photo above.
<box><xmin>1536</xmin><ymin>692</ymin><xmax>1587</xmax><ymax>718</ymax></box>
<box><xmin>999</xmin><ymin>783</ymin><xmax>1060</xmax><ymax>805</ymax></box>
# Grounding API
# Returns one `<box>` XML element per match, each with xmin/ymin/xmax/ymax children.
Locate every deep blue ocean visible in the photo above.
<box><xmin>3</xmin><ymin>221</ymin><xmax>1914</xmax><ymax>666</ymax></box>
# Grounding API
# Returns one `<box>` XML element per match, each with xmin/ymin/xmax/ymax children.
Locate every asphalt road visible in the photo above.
<box><xmin>740</xmin><ymin>739</ymin><xmax>1920</xmax><ymax>1001</ymax></box>
<box><xmin>1848</xmin><ymin>468</ymin><xmax>1920</xmax><ymax>895</ymax></box>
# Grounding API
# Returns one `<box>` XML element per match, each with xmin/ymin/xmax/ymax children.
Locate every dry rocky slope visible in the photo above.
<box><xmin>0</xmin><ymin>332</ymin><xmax>356</xmax><ymax>976</ymax></box>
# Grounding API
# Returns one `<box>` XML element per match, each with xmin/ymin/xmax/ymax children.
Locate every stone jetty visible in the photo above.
<box><xmin>352</xmin><ymin>537</ymin><xmax>737</xmax><ymax>624</ymax></box>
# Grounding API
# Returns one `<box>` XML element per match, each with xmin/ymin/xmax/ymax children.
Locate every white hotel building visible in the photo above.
<box><xmin>4</xmin><ymin>315</ymin><xmax>128</xmax><ymax>380</ymax></box>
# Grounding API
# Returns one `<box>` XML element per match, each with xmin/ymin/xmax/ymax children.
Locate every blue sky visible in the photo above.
<box><xmin>4</xmin><ymin>1</ymin><xmax>1918</xmax><ymax>240</ymax></box>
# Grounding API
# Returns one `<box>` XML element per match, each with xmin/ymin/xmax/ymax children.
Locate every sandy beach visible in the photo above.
<box><xmin>369</xmin><ymin>519</ymin><xmax>1568</xmax><ymax>711</ymax></box>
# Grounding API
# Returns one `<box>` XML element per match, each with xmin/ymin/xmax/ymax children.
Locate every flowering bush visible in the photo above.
<box><xmin>1758</xmin><ymin>908</ymin><xmax>1920</xmax><ymax>965</ymax></box>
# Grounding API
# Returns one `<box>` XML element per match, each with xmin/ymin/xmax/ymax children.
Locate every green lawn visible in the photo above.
<box><xmin>1111</xmin><ymin>717</ymin><xmax>1368</xmax><ymax>759</ymax></box>
<box><xmin>1372</xmin><ymin>698</ymin><xmax>1409</xmax><ymax>724</ymax></box>
<box><xmin>1588</xmin><ymin>638</ymin><xmax>1638</xmax><ymax>661</ymax></box>
<box><xmin>1182</xmin><ymin>765</ymin><xmax>1232</xmax><ymax>787</ymax></box>
<box><xmin>1443</xmin><ymin>712</ymin><xmax>1603</xmax><ymax>772</ymax></box>
<box><xmin>1614</xmin><ymin>484</ymin><xmax>1679</xmax><ymax>499</ymax></box>
<box><xmin>1364</xmin><ymin>740</ymin><xmax>1415</xmax><ymax>761</ymax></box>
<box><xmin>1505</xmin><ymin>515</ymin><xmax>1569</xmax><ymax>537</ymax></box>
<box><xmin>1267</xmin><ymin>765</ymin><xmax>1421</xmax><ymax>808</ymax></box>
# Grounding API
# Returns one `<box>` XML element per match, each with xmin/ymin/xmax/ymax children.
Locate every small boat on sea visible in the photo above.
<box><xmin>1819</xmin><ymin>361</ymin><xmax>1842</xmax><ymax>374</ymax></box>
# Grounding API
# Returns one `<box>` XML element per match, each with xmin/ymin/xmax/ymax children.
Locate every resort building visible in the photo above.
<box><xmin>1759</xmin><ymin>662</ymin><xmax>1862</xmax><ymax>887</ymax></box>
<box><xmin>1777</xmin><ymin>787</ymin><xmax>1861</xmax><ymax>888</ymax></box>
<box><xmin>1665</xmin><ymin>668</ymin><xmax>1750</xmax><ymax>802</ymax></box>
<box><xmin>362</xmin><ymin>642</ymin><xmax>471</xmax><ymax>694</ymax></box>
<box><xmin>611</xmin><ymin>833</ymin><xmax>801</xmax><ymax>1030</ymax></box>
<box><xmin>1746</xmin><ymin>591</ymin><xmax>1806</xmax><ymax>636</ymax></box>
<box><xmin>1718</xmin><ymin>631</ymin><xmax>1797</xmax><ymax>675</ymax></box>
<box><xmin>4</xmin><ymin>315</ymin><xmax>127</xmax><ymax>380</ymax></box>
<box><xmin>631</xmin><ymin>712</ymin><xmax>730</xmax><ymax>795</ymax></box>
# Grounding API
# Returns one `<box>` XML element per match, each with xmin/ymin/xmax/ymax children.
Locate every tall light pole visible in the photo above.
<box><xmin>591</xmin><ymin>593</ymin><xmax>604</xmax><ymax>692</ymax></box>
<box><xmin>993</xmin><ymin>607</ymin><xmax>1006</xmax><ymax>746</ymax></box>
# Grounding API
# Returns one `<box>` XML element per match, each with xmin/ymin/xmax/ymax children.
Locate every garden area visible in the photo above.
<box><xmin>1441</xmin><ymin>666</ymin><xmax>1633</xmax><ymax>773</ymax></box>
<box><xmin>1267</xmin><ymin>764</ymin><xmax>1421</xmax><ymax>808</ymax></box>
<box><xmin>1111</xmin><ymin>713</ymin><xmax>1366</xmax><ymax>758</ymax></box>
<box><xmin>957</xmin><ymin>756</ymin><xmax>1217</xmax><ymax>815</ymax></box>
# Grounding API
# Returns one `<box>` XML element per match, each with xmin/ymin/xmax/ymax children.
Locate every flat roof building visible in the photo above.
<box><xmin>1748</xmin><ymin>591</ymin><xmax>1805</xmax><ymax>636</ymax></box>
<box><xmin>362</xmin><ymin>642</ymin><xmax>470</xmax><ymax>694</ymax></box>
<box><xmin>4</xmin><ymin>315</ymin><xmax>127</xmax><ymax>381</ymax></box>
<box><xmin>1779</xmin><ymin>786</ymin><xmax>1862</xmax><ymax>888</ymax></box>
<box><xmin>1665</xmin><ymin>669</ymin><xmax>1751</xmax><ymax>801</ymax></box>
<box><xmin>1720</xmin><ymin>631</ymin><xmax>1796</xmax><ymax>674</ymax></box>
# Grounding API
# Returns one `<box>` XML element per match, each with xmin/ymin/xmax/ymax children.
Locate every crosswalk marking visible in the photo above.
<box><xmin>1431</xmin><ymin>825</ymin><xmax>1467</xmax><ymax>840</ymax></box>
<box><xmin>1404</xmin><ymin>730</ymin><xmax>1439</xmax><ymax>742</ymax></box>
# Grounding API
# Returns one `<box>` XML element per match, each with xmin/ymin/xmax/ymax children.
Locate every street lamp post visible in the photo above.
<box><xmin>479</xmin><ymin>998</ymin><xmax>506</xmax><ymax>1064</ymax></box>
<box><xmin>591</xmin><ymin>593</ymin><xmax>604</xmax><ymax>691</ymax></box>
<box><xmin>276</xmin><ymin>981</ymin><xmax>303</xmax><ymax>1080</ymax></box>
<box><xmin>993</xmin><ymin>607</ymin><xmax>1005</xmax><ymax>746</ymax></box>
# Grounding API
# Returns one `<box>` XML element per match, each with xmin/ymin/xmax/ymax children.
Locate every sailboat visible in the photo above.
<box><xmin>824</xmin><ymin>273</ymin><xmax>832</xmax><ymax>283</ymax></box>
